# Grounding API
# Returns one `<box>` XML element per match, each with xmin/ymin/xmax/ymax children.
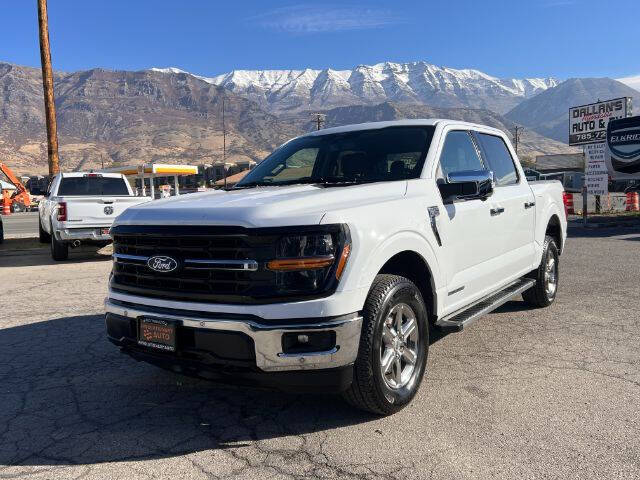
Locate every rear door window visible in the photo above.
<box><xmin>475</xmin><ymin>133</ymin><xmax>519</xmax><ymax>186</ymax></box>
<box><xmin>58</xmin><ymin>176</ymin><xmax>130</xmax><ymax>196</ymax></box>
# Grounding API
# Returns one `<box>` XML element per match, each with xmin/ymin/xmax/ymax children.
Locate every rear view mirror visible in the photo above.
<box><xmin>438</xmin><ymin>170</ymin><xmax>494</xmax><ymax>203</ymax></box>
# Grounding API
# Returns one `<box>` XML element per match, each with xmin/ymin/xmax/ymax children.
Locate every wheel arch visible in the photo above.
<box><xmin>545</xmin><ymin>214</ymin><xmax>563</xmax><ymax>254</ymax></box>
<box><xmin>356</xmin><ymin>232</ymin><xmax>443</xmax><ymax>319</ymax></box>
<box><xmin>377</xmin><ymin>251</ymin><xmax>437</xmax><ymax>319</ymax></box>
<box><xmin>535</xmin><ymin>199</ymin><xmax>565</xmax><ymax>256</ymax></box>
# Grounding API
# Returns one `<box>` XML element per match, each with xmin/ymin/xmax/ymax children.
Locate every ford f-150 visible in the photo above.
<box><xmin>104</xmin><ymin>119</ymin><xmax>566</xmax><ymax>415</ymax></box>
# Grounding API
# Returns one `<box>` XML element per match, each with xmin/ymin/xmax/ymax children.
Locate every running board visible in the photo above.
<box><xmin>436</xmin><ymin>278</ymin><xmax>536</xmax><ymax>331</ymax></box>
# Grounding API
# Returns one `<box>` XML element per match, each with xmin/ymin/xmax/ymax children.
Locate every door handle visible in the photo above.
<box><xmin>524</xmin><ymin>201</ymin><xmax>536</xmax><ymax>209</ymax></box>
<box><xmin>490</xmin><ymin>207</ymin><xmax>505</xmax><ymax>216</ymax></box>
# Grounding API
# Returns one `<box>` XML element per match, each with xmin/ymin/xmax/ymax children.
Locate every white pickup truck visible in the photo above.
<box><xmin>39</xmin><ymin>172</ymin><xmax>150</xmax><ymax>260</ymax></box>
<box><xmin>104</xmin><ymin>119</ymin><xmax>566</xmax><ymax>415</ymax></box>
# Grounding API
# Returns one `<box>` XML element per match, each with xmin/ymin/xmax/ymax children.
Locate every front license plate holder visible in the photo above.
<box><xmin>138</xmin><ymin>317</ymin><xmax>177</xmax><ymax>352</ymax></box>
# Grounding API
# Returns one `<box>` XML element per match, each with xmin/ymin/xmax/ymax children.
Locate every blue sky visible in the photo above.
<box><xmin>1</xmin><ymin>0</ymin><xmax>638</xmax><ymax>79</ymax></box>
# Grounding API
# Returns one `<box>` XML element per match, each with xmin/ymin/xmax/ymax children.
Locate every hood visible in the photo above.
<box><xmin>114</xmin><ymin>182</ymin><xmax>407</xmax><ymax>228</ymax></box>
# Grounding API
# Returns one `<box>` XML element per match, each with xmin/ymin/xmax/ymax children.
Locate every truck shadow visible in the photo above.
<box><xmin>0</xmin><ymin>315</ymin><xmax>378</xmax><ymax>467</ymax></box>
<box><xmin>0</xmin><ymin>249</ymin><xmax>111</xmax><ymax>267</ymax></box>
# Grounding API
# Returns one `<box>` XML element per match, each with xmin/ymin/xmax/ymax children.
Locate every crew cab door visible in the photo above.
<box><xmin>432</xmin><ymin>130</ymin><xmax>505</xmax><ymax>314</ymax></box>
<box><xmin>472</xmin><ymin>132</ymin><xmax>536</xmax><ymax>278</ymax></box>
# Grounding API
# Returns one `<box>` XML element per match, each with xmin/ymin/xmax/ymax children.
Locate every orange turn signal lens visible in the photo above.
<box><xmin>267</xmin><ymin>255</ymin><xmax>335</xmax><ymax>272</ymax></box>
<box><xmin>335</xmin><ymin>243</ymin><xmax>351</xmax><ymax>280</ymax></box>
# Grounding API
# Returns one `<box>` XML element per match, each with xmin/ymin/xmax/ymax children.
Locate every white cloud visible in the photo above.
<box><xmin>248</xmin><ymin>5</ymin><xmax>405</xmax><ymax>34</ymax></box>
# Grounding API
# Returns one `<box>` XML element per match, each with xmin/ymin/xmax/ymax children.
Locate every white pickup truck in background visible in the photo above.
<box><xmin>39</xmin><ymin>172</ymin><xmax>151</xmax><ymax>260</ymax></box>
<box><xmin>104</xmin><ymin>119</ymin><xmax>567</xmax><ymax>415</ymax></box>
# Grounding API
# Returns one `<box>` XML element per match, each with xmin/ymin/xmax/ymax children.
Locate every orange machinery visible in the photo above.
<box><xmin>0</xmin><ymin>162</ymin><xmax>31</xmax><ymax>214</ymax></box>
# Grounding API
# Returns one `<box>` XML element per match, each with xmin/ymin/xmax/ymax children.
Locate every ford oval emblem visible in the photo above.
<box><xmin>147</xmin><ymin>256</ymin><xmax>179</xmax><ymax>273</ymax></box>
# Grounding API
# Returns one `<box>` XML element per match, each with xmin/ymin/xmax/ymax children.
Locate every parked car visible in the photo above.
<box><xmin>39</xmin><ymin>172</ymin><xmax>151</xmax><ymax>260</ymax></box>
<box><xmin>104</xmin><ymin>119</ymin><xmax>567</xmax><ymax>415</ymax></box>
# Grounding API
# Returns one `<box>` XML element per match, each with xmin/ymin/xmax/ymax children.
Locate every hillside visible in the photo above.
<box><xmin>0</xmin><ymin>63</ymin><xmax>298</xmax><ymax>175</ymax></box>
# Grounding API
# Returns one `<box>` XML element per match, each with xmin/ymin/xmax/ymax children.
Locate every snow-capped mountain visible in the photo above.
<box><xmin>617</xmin><ymin>75</ymin><xmax>640</xmax><ymax>92</ymax></box>
<box><xmin>152</xmin><ymin>62</ymin><xmax>558</xmax><ymax>114</ymax></box>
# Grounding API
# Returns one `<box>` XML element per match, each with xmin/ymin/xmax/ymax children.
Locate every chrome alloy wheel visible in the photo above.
<box><xmin>380</xmin><ymin>303</ymin><xmax>419</xmax><ymax>389</ymax></box>
<box><xmin>544</xmin><ymin>255</ymin><xmax>558</xmax><ymax>297</ymax></box>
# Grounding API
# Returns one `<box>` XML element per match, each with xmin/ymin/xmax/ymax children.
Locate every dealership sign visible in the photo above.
<box><xmin>584</xmin><ymin>143</ymin><xmax>608</xmax><ymax>195</ymax></box>
<box><xmin>605</xmin><ymin>115</ymin><xmax>640</xmax><ymax>180</ymax></box>
<box><xmin>569</xmin><ymin>97</ymin><xmax>632</xmax><ymax>146</ymax></box>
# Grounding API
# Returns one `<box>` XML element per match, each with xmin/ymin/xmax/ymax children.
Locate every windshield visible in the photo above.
<box><xmin>235</xmin><ymin>126</ymin><xmax>435</xmax><ymax>188</ymax></box>
<box><xmin>58</xmin><ymin>176</ymin><xmax>130</xmax><ymax>196</ymax></box>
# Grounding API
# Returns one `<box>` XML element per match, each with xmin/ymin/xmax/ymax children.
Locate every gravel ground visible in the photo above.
<box><xmin>0</xmin><ymin>226</ymin><xmax>639</xmax><ymax>479</ymax></box>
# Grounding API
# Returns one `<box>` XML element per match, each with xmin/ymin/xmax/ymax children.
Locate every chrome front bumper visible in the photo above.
<box><xmin>104</xmin><ymin>299</ymin><xmax>362</xmax><ymax>372</ymax></box>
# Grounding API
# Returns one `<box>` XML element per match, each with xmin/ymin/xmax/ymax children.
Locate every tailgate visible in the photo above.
<box><xmin>60</xmin><ymin>197</ymin><xmax>148</xmax><ymax>225</ymax></box>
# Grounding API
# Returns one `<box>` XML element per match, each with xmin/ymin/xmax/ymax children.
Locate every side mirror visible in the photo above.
<box><xmin>438</xmin><ymin>170</ymin><xmax>494</xmax><ymax>204</ymax></box>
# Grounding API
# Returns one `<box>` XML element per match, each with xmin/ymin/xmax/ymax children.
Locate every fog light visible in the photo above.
<box><xmin>282</xmin><ymin>331</ymin><xmax>336</xmax><ymax>354</ymax></box>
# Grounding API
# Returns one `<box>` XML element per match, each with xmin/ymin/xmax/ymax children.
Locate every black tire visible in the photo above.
<box><xmin>39</xmin><ymin>217</ymin><xmax>51</xmax><ymax>243</ymax></box>
<box><xmin>343</xmin><ymin>274</ymin><xmax>429</xmax><ymax>415</ymax></box>
<box><xmin>523</xmin><ymin>235</ymin><xmax>559</xmax><ymax>308</ymax></box>
<box><xmin>50</xmin><ymin>229</ymin><xmax>69</xmax><ymax>261</ymax></box>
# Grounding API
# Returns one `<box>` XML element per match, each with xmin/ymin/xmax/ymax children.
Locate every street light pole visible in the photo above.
<box><xmin>37</xmin><ymin>0</ymin><xmax>60</xmax><ymax>176</ymax></box>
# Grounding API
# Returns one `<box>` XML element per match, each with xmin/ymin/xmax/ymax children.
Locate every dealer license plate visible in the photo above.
<box><xmin>138</xmin><ymin>318</ymin><xmax>176</xmax><ymax>352</ymax></box>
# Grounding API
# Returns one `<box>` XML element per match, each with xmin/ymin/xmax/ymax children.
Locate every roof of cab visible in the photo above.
<box><xmin>305</xmin><ymin>118</ymin><xmax>505</xmax><ymax>137</ymax></box>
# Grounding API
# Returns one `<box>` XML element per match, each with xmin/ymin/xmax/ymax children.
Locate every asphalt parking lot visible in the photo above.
<box><xmin>0</xmin><ymin>226</ymin><xmax>639</xmax><ymax>479</ymax></box>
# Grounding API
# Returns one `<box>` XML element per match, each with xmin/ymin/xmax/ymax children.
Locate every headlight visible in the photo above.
<box><xmin>267</xmin><ymin>227</ymin><xmax>351</xmax><ymax>295</ymax></box>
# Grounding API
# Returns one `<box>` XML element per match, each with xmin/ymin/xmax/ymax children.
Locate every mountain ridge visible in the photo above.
<box><xmin>151</xmin><ymin>61</ymin><xmax>558</xmax><ymax>114</ymax></box>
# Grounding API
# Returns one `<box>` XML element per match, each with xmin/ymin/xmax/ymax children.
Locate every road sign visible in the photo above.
<box><xmin>569</xmin><ymin>97</ymin><xmax>632</xmax><ymax>146</ymax></box>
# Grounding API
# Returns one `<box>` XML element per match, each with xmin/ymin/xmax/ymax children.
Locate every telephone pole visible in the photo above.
<box><xmin>222</xmin><ymin>96</ymin><xmax>228</xmax><ymax>189</ymax></box>
<box><xmin>222</xmin><ymin>96</ymin><xmax>226</xmax><ymax>163</ymax></box>
<box><xmin>512</xmin><ymin>125</ymin><xmax>523</xmax><ymax>154</ymax></box>
<box><xmin>37</xmin><ymin>0</ymin><xmax>60</xmax><ymax>176</ymax></box>
<box><xmin>311</xmin><ymin>113</ymin><xmax>326</xmax><ymax>131</ymax></box>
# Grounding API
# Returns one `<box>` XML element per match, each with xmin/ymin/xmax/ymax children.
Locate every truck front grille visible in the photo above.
<box><xmin>110</xmin><ymin>225</ymin><xmax>278</xmax><ymax>304</ymax></box>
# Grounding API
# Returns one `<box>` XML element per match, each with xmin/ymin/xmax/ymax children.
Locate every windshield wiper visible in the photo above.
<box><xmin>316</xmin><ymin>177</ymin><xmax>378</xmax><ymax>187</ymax></box>
<box><xmin>231</xmin><ymin>176</ymin><xmax>377</xmax><ymax>190</ymax></box>
<box><xmin>231</xmin><ymin>177</ymin><xmax>318</xmax><ymax>190</ymax></box>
